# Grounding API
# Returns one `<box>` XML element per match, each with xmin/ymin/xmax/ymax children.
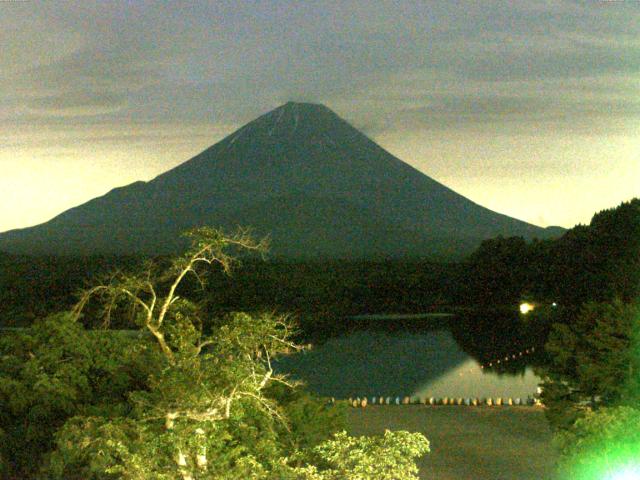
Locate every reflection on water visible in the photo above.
<box><xmin>413</xmin><ymin>358</ymin><xmax>539</xmax><ymax>399</ymax></box>
<box><xmin>275</xmin><ymin>327</ymin><xmax>541</xmax><ymax>399</ymax></box>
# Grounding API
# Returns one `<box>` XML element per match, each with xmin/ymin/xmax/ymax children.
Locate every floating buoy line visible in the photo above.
<box><xmin>479</xmin><ymin>346</ymin><xmax>536</xmax><ymax>370</ymax></box>
<box><xmin>332</xmin><ymin>345</ymin><xmax>544</xmax><ymax>408</ymax></box>
<box><xmin>341</xmin><ymin>395</ymin><xmax>543</xmax><ymax>408</ymax></box>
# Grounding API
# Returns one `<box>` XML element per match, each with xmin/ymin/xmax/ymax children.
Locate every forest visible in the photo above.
<box><xmin>0</xmin><ymin>198</ymin><xmax>639</xmax><ymax>479</ymax></box>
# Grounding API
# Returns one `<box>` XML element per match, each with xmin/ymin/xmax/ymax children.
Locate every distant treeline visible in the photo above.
<box><xmin>1</xmin><ymin>198</ymin><xmax>638</xmax><ymax>336</ymax></box>
<box><xmin>462</xmin><ymin>198</ymin><xmax>640</xmax><ymax>309</ymax></box>
<box><xmin>0</xmin><ymin>254</ymin><xmax>143</xmax><ymax>326</ymax></box>
<box><xmin>0</xmin><ymin>253</ymin><xmax>463</xmax><ymax>328</ymax></box>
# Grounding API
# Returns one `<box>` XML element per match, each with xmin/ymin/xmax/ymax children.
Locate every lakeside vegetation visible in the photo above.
<box><xmin>0</xmin><ymin>198</ymin><xmax>638</xmax><ymax>478</ymax></box>
<box><xmin>0</xmin><ymin>228</ymin><xmax>429</xmax><ymax>479</ymax></box>
<box><xmin>2</xmin><ymin>199</ymin><xmax>637</xmax><ymax>330</ymax></box>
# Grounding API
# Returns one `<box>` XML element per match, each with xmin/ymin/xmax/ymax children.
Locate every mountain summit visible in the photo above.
<box><xmin>0</xmin><ymin>102</ymin><xmax>561</xmax><ymax>258</ymax></box>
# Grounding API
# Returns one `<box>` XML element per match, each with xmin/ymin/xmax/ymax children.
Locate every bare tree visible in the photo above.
<box><xmin>73</xmin><ymin>226</ymin><xmax>268</xmax><ymax>363</ymax></box>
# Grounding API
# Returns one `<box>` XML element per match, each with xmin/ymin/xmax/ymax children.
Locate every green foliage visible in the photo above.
<box><xmin>532</xmin><ymin>200</ymin><xmax>640</xmax><ymax>479</ymax></box>
<box><xmin>47</xmin><ymin>415</ymin><xmax>277</xmax><ymax>479</ymax></box>
<box><xmin>0</xmin><ymin>313</ymin><xmax>156</xmax><ymax>478</ymax></box>
<box><xmin>292</xmin><ymin>430</ymin><xmax>430</xmax><ymax>480</ymax></box>
<box><xmin>1</xmin><ymin>227</ymin><xmax>430</xmax><ymax>479</ymax></box>
<box><xmin>539</xmin><ymin>300</ymin><xmax>640</xmax><ymax>430</ymax></box>
<box><xmin>555</xmin><ymin>406</ymin><xmax>640</xmax><ymax>480</ymax></box>
<box><xmin>273</xmin><ymin>388</ymin><xmax>348</xmax><ymax>455</ymax></box>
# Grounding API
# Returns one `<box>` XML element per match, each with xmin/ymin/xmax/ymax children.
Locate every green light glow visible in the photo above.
<box><xmin>565</xmin><ymin>449</ymin><xmax>640</xmax><ymax>480</ymax></box>
<box><xmin>556</xmin><ymin>405</ymin><xmax>640</xmax><ymax>480</ymax></box>
<box><xmin>606</xmin><ymin>464</ymin><xmax>640</xmax><ymax>480</ymax></box>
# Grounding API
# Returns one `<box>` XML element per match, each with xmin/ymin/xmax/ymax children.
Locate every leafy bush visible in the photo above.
<box><xmin>555</xmin><ymin>406</ymin><xmax>640</xmax><ymax>480</ymax></box>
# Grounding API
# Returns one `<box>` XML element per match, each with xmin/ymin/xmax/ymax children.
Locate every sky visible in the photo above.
<box><xmin>1</xmin><ymin>0</ymin><xmax>638</xmax><ymax>233</ymax></box>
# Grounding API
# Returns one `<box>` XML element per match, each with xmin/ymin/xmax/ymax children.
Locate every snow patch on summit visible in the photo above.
<box><xmin>268</xmin><ymin>107</ymin><xmax>286</xmax><ymax>137</ymax></box>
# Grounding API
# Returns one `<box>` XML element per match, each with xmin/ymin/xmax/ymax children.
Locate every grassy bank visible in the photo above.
<box><xmin>347</xmin><ymin>405</ymin><xmax>557</xmax><ymax>480</ymax></box>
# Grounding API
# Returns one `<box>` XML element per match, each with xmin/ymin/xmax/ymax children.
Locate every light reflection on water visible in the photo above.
<box><xmin>275</xmin><ymin>328</ymin><xmax>541</xmax><ymax>399</ymax></box>
<box><xmin>413</xmin><ymin>358</ymin><xmax>539</xmax><ymax>399</ymax></box>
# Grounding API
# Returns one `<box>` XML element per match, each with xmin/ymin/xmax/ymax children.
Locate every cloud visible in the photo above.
<box><xmin>328</xmin><ymin>67</ymin><xmax>640</xmax><ymax>139</ymax></box>
<box><xmin>24</xmin><ymin>91</ymin><xmax>128</xmax><ymax>117</ymax></box>
<box><xmin>1</xmin><ymin>1</ymin><xmax>638</xmax><ymax>134</ymax></box>
<box><xmin>0</xmin><ymin>0</ymin><xmax>637</xmax><ymax>233</ymax></box>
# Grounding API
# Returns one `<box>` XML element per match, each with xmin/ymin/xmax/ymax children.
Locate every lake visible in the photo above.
<box><xmin>275</xmin><ymin>317</ymin><xmax>542</xmax><ymax>400</ymax></box>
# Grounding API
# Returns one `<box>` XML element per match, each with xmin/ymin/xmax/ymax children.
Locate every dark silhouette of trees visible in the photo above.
<box><xmin>539</xmin><ymin>300</ymin><xmax>640</xmax><ymax>430</ymax></box>
<box><xmin>461</xmin><ymin>198</ymin><xmax>640</xmax><ymax>310</ymax></box>
<box><xmin>462</xmin><ymin>236</ymin><xmax>532</xmax><ymax>307</ymax></box>
<box><xmin>535</xmin><ymin>199</ymin><xmax>639</xmax><ymax>307</ymax></box>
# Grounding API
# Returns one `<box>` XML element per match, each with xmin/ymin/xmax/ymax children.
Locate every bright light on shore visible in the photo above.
<box><xmin>519</xmin><ymin>302</ymin><xmax>535</xmax><ymax>314</ymax></box>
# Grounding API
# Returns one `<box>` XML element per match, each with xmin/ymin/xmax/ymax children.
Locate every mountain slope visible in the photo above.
<box><xmin>0</xmin><ymin>102</ymin><xmax>562</xmax><ymax>259</ymax></box>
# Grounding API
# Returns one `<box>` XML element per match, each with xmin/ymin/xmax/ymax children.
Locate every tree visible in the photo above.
<box><xmin>48</xmin><ymin>227</ymin><xmax>303</xmax><ymax>478</ymax></box>
<box><xmin>292</xmin><ymin>430</ymin><xmax>429</xmax><ymax>480</ymax></box>
<box><xmin>72</xmin><ymin>227</ymin><xmax>269</xmax><ymax>363</ymax></box>
<box><xmin>540</xmin><ymin>300</ymin><xmax>640</xmax><ymax>479</ymax></box>
<box><xmin>0</xmin><ymin>313</ymin><xmax>158</xmax><ymax>478</ymax></box>
<box><xmin>531</xmin><ymin>201</ymin><xmax>640</xmax><ymax>479</ymax></box>
<box><xmin>1</xmin><ymin>226</ymin><xmax>430</xmax><ymax>479</ymax></box>
<box><xmin>554</xmin><ymin>406</ymin><xmax>640</xmax><ymax>480</ymax></box>
<box><xmin>462</xmin><ymin>236</ymin><xmax>532</xmax><ymax>307</ymax></box>
<box><xmin>43</xmin><ymin>310</ymin><xmax>299</xmax><ymax>478</ymax></box>
<box><xmin>538</xmin><ymin>300</ymin><xmax>640</xmax><ymax>431</ymax></box>
<box><xmin>545</xmin><ymin>199</ymin><xmax>640</xmax><ymax>307</ymax></box>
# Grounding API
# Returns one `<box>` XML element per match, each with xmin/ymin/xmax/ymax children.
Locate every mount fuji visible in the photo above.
<box><xmin>0</xmin><ymin>102</ymin><xmax>562</xmax><ymax>259</ymax></box>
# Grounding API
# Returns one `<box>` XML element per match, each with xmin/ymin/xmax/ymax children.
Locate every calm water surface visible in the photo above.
<box><xmin>275</xmin><ymin>327</ymin><xmax>541</xmax><ymax>399</ymax></box>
